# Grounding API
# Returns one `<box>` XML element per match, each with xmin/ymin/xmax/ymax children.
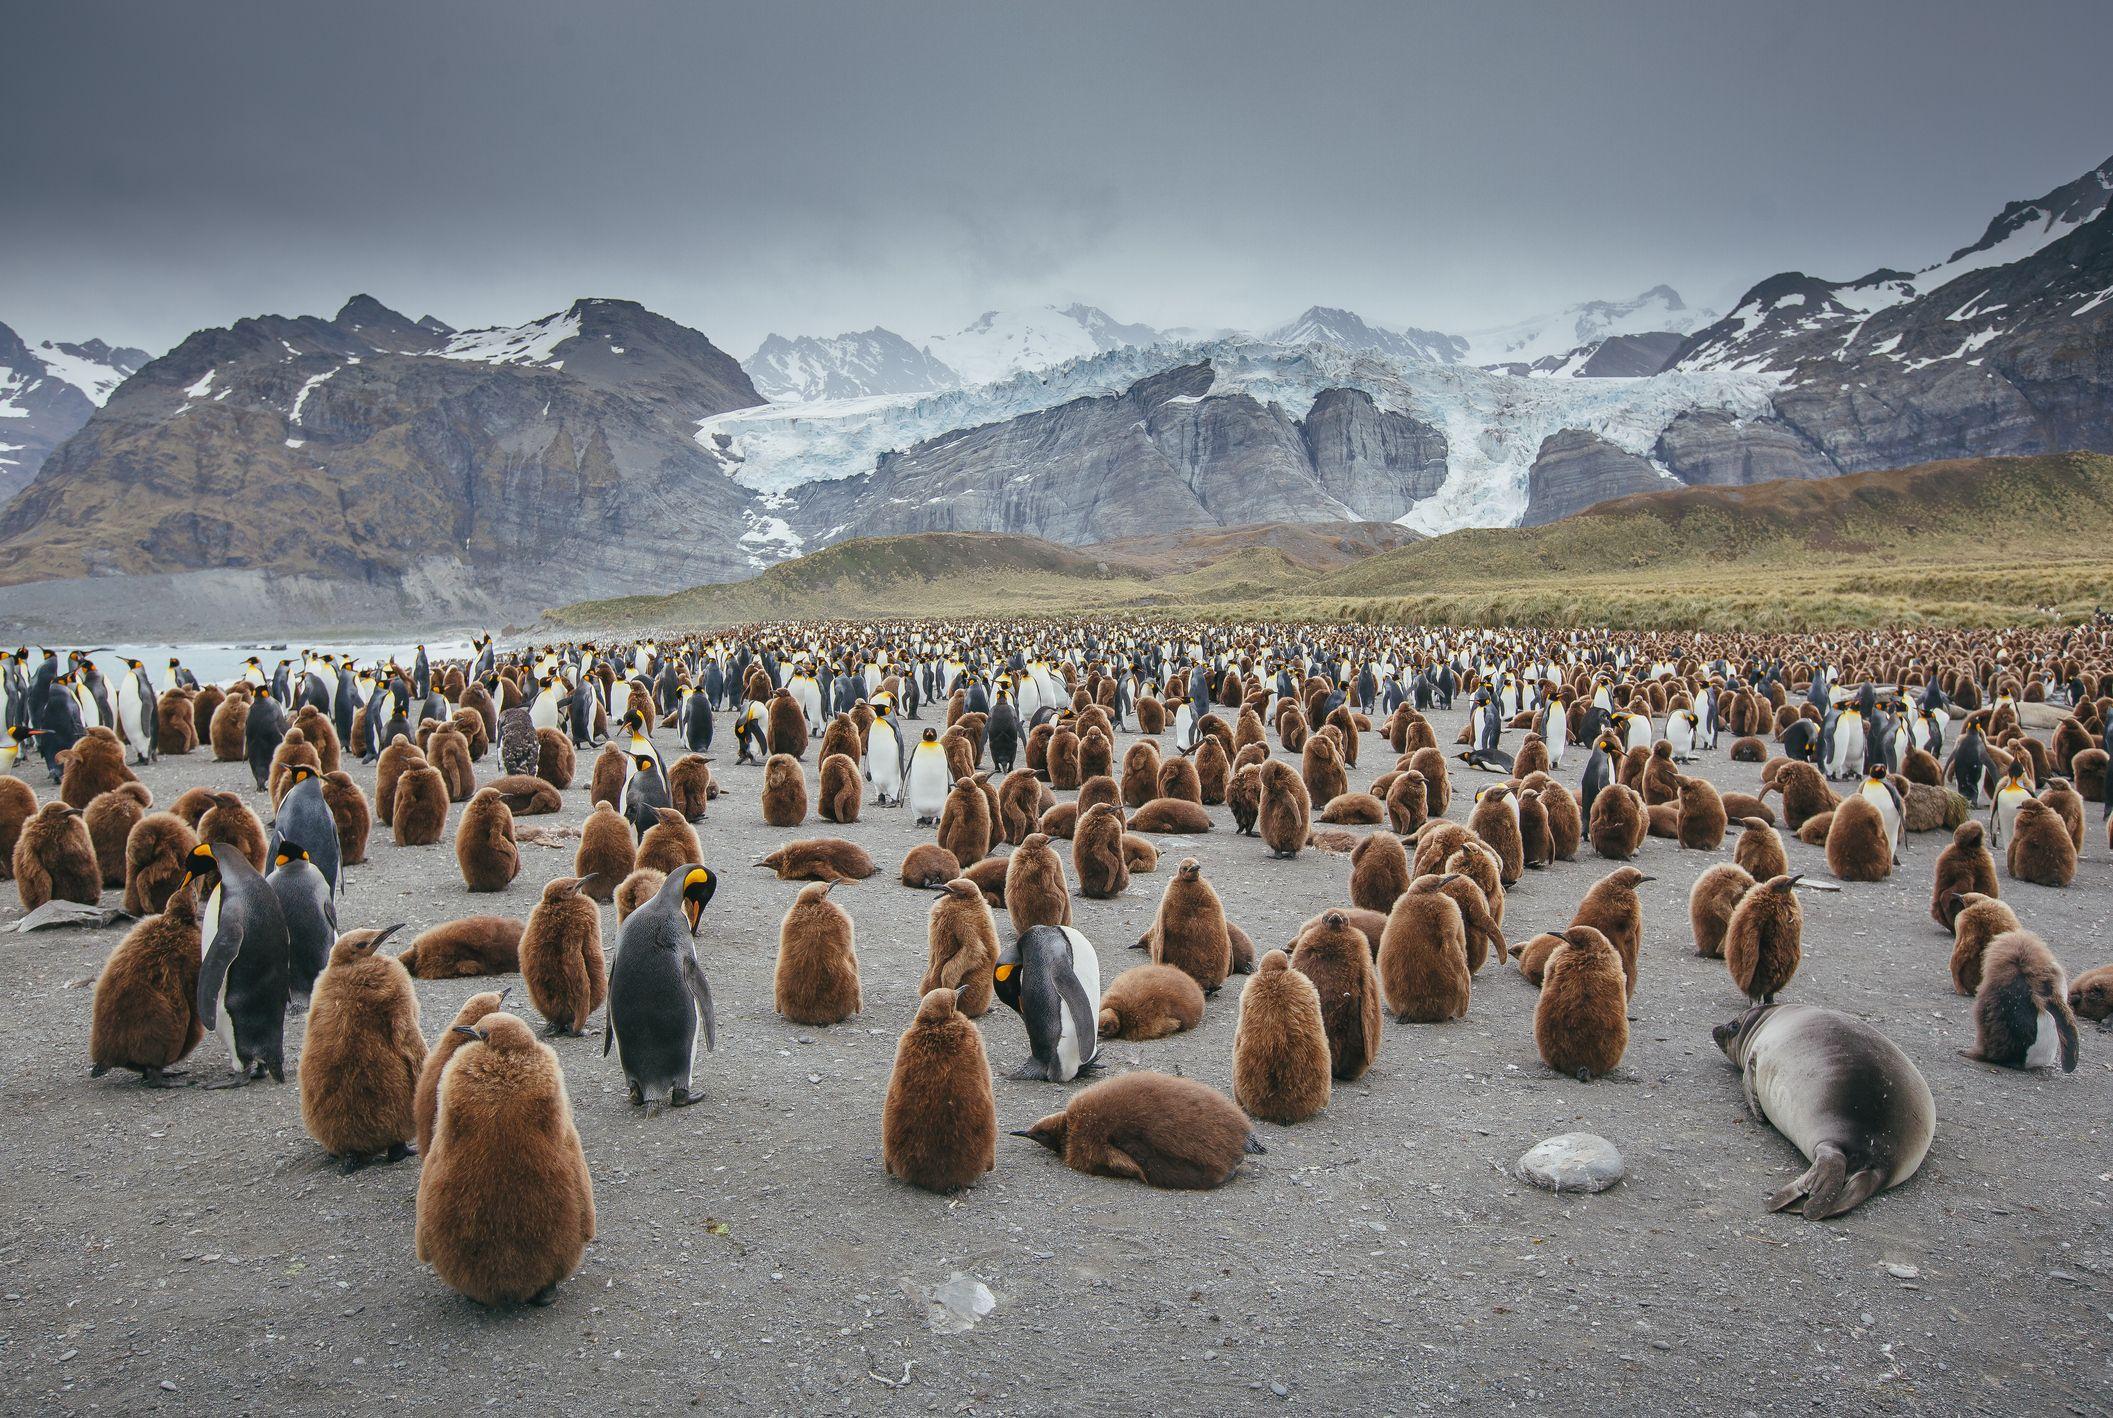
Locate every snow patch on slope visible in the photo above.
<box><xmin>440</xmin><ymin>310</ymin><xmax>580</xmax><ymax>366</ymax></box>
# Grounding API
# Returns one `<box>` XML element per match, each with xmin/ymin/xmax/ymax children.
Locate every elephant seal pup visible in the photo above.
<box><xmin>1713</xmin><ymin>1003</ymin><xmax>1934</xmax><ymax>1221</ymax></box>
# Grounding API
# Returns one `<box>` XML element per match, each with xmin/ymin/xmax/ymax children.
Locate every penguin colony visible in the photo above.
<box><xmin>21</xmin><ymin>620</ymin><xmax>2113</xmax><ymax>1320</ymax></box>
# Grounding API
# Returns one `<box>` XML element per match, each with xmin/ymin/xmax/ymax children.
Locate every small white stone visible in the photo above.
<box><xmin>1517</xmin><ymin>1133</ymin><xmax>1625</xmax><ymax>1193</ymax></box>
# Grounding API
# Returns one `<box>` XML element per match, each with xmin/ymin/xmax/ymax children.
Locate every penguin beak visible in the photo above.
<box><xmin>452</xmin><ymin>1025</ymin><xmax>483</xmax><ymax>1040</ymax></box>
<box><xmin>370</xmin><ymin>923</ymin><xmax>405</xmax><ymax>949</ymax></box>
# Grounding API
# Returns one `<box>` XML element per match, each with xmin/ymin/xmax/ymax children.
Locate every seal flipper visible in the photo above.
<box><xmin>1806</xmin><ymin>1167</ymin><xmax>1887</xmax><ymax>1221</ymax></box>
<box><xmin>1768</xmin><ymin>1141</ymin><xmax>1848</xmax><ymax>1217</ymax></box>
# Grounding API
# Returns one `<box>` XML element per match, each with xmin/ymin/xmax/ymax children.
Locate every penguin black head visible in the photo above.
<box><xmin>180</xmin><ymin>843</ymin><xmax>222</xmax><ymax>890</ymax></box>
<box><xmin>921</xmin><ymin>727</ymin><xmax>938</xmax><ymax>743</ymax></box>
<box><xmin>634</xmin><ymin>753</ymin><xmax>658</xmax><ymax>774</ymax></box>
<box><xmin>680</xmin><ymin>865</ymin><xmax>717</xmax><ymax>935</ymax></box>
<box><xmin>1864</xmin><ymin>765</ymin><xmax>1887</xmax><ymax>784</ymax></box>
<box><xmin>273</xmin><ymin>840</ymin><xmax>311</xmax><ymax>868</ymax></box>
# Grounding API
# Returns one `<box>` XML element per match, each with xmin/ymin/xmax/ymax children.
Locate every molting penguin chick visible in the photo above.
<box><xmin>2005</xmin><ymin>798</ymin><xmax>2076</xmax><ymax>888</ymax></box>
<box><xmin>573</xmin><ymin>802</ymin><xmax>635</xmax><ymax>902</ymax></box>
<box><xmin>300</xmin><ymin>925</ymin><xmax>424</xmax><ymax>1169</ymax></box>
<box><xmin>1233</xmin><ymin>949</ymin><xmax>1332</xmax><ymax>1124</ymax></box>
<box><xmin>1948</xmin><ymin>892</ymin><xmax>2022</xmax><ymax>996</ymax></box>
<box><xmin>1930</xmin><ymin>822</ymin><xmax>1997</xmax><ymax>930</ymax></box>
<box><xmin>1688</xmin><ymin>862</ymin><xmax>1757</xmax><ymax>960</ymax></box>
<box><xmin>1257</xmin><ymin>759</ymin><xmax>1311</xmax><ymax>859</ymax></box>
<box><xmin>416</xmin><ymin>1012</ymin><xmax>594</xmax><ymax>1307</ymax></box>
<box><xmin>1533</xmin><ymin>926</ymin><xmax>1629</xmax><ymax>1080</ymax></box>
<box><xmin>774</xmin><ymin>880</ymin><xmax>861</xmax><ymax>1025</ymax></box>
<box><xmin>2066</xmin><ymin>964</ymin><xmax>2113</xmax><ymax>1024</ymax></box>
<box><xmin>882</xmin><ymin>988</ymin><xmax>997</xmax><ymax>1193</ymax></box>
<box><xmin>1824</xmin><ymin>793</ymin><xmax>1892</xmax><ymax>883</ymax></box>
<box><xmin>1376</xmin><ymin>879</ymin><xmax>1470</xmax><ymax>1022</ymax></box>
<box><xmin>520</xmin><ymin>876</ymin><xmax>606</xmax><ymax>1035</ymax></box>
<box><xmin>1003</xmin><ymin>832</ymin><xmax>1073</xmax><ymax>934</ymax></box>
<box><xmin>89</xmin><ymin>884</ymin><xmax>202</xmax><ymax>1087</ymax></box>
<box><xmin>1967</xmin><ymin>932</ymin><xmax>2079</xmax><ymax>1072</ymax></box>
<box><xmin>416</xmin><ymin>988</ymin><xmax>509</xmax><ymax>1156</ymax></box>
<box><xmin>1095</xmin><ymin>963</ymin><xmax>1206</xmax><ymax>1040</ymax></box>
<box><xmin>761</xmin><ymin>753</ymin><xmax>808</xmax><ymax>828</ymax></box>
<box><xmin>1725</xmin><ymin>874</ymin><xmax>1805</xmax><ymax>1004</ymax></box>
<box><xmin>454</xmin><ymin>788</ymin><xmax>520</xmax><ymax>892</ymax></box>
<box><xmin>1015</xmin><ymin>1071</ymin><xmax>1259</xmax><ymax>1189</ymax></box>
<box><xmin>14</xmin><ymin>801</ymin><xmax>98</xmax><ymax>909</ymax></box>
<box><xmin>1569</xmin><ymin>865</ymin><xmax>1651</xmax><ymax>998</ymax></box>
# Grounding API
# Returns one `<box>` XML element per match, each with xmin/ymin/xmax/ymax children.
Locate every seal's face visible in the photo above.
<box><xmin>1713</xmin><ymin>1006</ymin><xmax>1769</xmax><ymax>1062</ymax></box>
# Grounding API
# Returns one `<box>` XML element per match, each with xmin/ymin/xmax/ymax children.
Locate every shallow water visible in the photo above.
<box><xmin>29</xmin><ymin>638</ymin><xmax>477</xmax><ymax>688</ymax></box>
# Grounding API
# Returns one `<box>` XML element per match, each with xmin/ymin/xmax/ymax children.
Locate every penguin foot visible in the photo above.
<box><xmin>137</xmin><ymin>1067</ymin><xmax>190</xmax><ymax>1089</ymax></box>
<box><xmin>528</xmin><ymin>1285</ymin><xmax>559</xmax><ymax>1307</ymax></box>
<box><xmin>338</xmin><ymin>1154</ymin><xmax>369</xmax><ymax>1175</ymax></box>
<box><xmin>386</xmin><ymin>1141</ymin><xmax>417</xmax><ymax>1163</ymax></box>
<box><xmin>1007</xmin><ymin>1058</ymin><xmax>1051</xmax><ymax>1082</ymax></box>
<box><xmin>668</xmin><ymin>1087</ymin><xmax>702</xmax><ymax>1108</ymax></box>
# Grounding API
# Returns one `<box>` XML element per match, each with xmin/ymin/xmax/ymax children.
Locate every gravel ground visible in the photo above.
<box><xmin>3</xmin><ymin>701</ymin><xmax>2110</xmax><ymax>1415</ymax></box>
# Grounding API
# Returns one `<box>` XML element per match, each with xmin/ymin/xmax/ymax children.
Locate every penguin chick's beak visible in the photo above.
<box><xmin>451</xmin><ymin>1025</ymin><xmax>485</xmax><ymax>1040</ymax></box>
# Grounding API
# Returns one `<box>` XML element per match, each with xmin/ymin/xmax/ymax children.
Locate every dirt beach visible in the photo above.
<box><xmin>1</xmin><ymin>703</ymin><xmax>2108</xmax><ymax>1414</ymax></box>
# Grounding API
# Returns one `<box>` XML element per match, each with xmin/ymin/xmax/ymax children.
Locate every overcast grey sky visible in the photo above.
<box><xmin>4</xmin><ymin>0</ymin><xmax>2109</xmax><ymax>357</ymax></box>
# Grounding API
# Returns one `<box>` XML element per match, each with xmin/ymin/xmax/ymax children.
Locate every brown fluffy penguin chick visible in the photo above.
<box><xmin>1376</xmin><ymin>884</ymin><xmax>1470</xmax><ymax>1022</ymax></box>
<box><xmin>1733</xmin><ymin>817</ymin><xmax>1788</xmax><ymax>881</ymax></box>
<box><xmin>84</xmin><ymin>782</ymin><xmax>152</xmax><ymax>889</ymax></box>
<box><xmin>1232</xmin><ymin>950</ymin><xmax>1332</xmax><ymax>1124</ymax></box>
<box><xmin>1016</xmin><ymin>1072</ymin><xmax>1258</xmax><ymax>1190</ymax></box>
<box><xmin>1416</xmin><ymin>868</ymin><xmax>1506</xmax><ymax>971</ymax></box>
<box><xmin>536</xmin><ymin>728</ymin><xmax>576</xmax><ymax>790</ymax></box>
<box><xmin>487</xmin><ymin>774</ymin><xmax>563</xmax><ymax>816</ymax></box>
<box><xmin>1969</xmin><ymin>932</ymin><xmax>2079</xmax><ymax>1072</ymax></box>
<box><xmin>636</xmin><ymin>807</ymin><xmax>702</xmax><ymax>877</ymax></box>
<box><xmin>1319</xmin><ymin>791</ymin><xmax>1384</xmax><ymax>825</ymax></box>
<box><xmin>520</xmin><ymin>875</ymin><xmax>607</xmax><ymax>1035</ymax></box>
<box><xmin>416</xmin><ymin>1013</ymin><xmax>594</xmax><ymax>1307</ymax></box>
<box><xmin>1072</xmin><ymin>801</ymin><xmax>1130</xmax><ymax>899</ymax></box>
<box><xmin>322</xmin><ymin>771</ymin><xmax>371</xmax><ymax>865</ymax></box>
<box><xmin>1157</xmin><ymin>755</ymin><xmax>1202</xmax><ymax>804</ymax></box>
<box><xmin>1128</xmin><ymin>797</ymin><xmax>1213</xmax><ymax>833</ymax></box>
<box><xmin>58</xmin><ymin>726</ymin><xmax>135</xmax><ymax>809</ymax></box>
<box><xmin>669</xmin><ymin>753</ymin><xmax>714</xmax><ymax>820</ymax></box>
<box><xmin>1516</xmin><ymin>788</ymin><xmax>1553</xmax><ymax>868</ymax></box>
<box><xmin>1385</xmin><ymin>768</ymin><xmax>1428</xmax><ymax>835</ymax></box>
<box><xmin>997</xmin><ymin>769</ymin><xmax>1045</xmax><ymax>845</ymax></box>
<box><xmin>1120</xmin><ymin>740</ymin><xmax>1162</xmax><ymax>809</ymax></box>
<box><xmin>197</xmin><ymin>791</ymin><xmax>267</xmax><ymax>872</ymax></box>
<box><xmin>1289</xmin><ymin>909</ymin><xmax>1384</xmax><ymax>1080</ymax></box>
<box><xmin>1824</xmin><ymin>794</ymin><xmax>1892</xmax><ymax>882</ymax></box>
<box><xmin>1096</xmin><ymin>963</ymin><xmax>1206</xmax><ymax>1040</ymax></box>
<box><xmin>2006</xmin><ymin>798</ymin><xmax>2076</xmax><ymax>887</ymax></box>
<box><xmin>938</xmin><ymin>774</ymin><xmax>994</xmax><ymax>865</ymax></box>
<box><xmin>415</xmin><ymin>990</ymin><xmax>510</xmax><ymax>1156</ymax></box>
<box><xmin>1725</xmin><ymin>874</ymin><xmax>1804</xmax><ymax>1003</ymax></box>
<box><xmin>882</xmin><ymin>988</ymin><xmax>997</xmax><ymax>1193</ymax></box>
<box><xmin>1765</xmin><ymin>760</ymin><xmax>1839</xmax><ymax>831</ymax></box>
<box><xmin>756</xmin><ymin>836</ymin><xmax>877</xmax><ymax>882</ymax></box>
<box><xmin>614</xmin><ymin>867</ymin><xmax>665</xmax><ymax>922</ymax></box>
<box><xmin>915</xmin><ymin>878</ymin><xmax>996</xmax><ymax>1016</ymax></box>
<box><xmin>1467</xmin><ymin>784</ymin><xmax>1524</xmax><ymax>885</ymax></box>
<box><xmin>267</xmin><ymin>730</ymin><xmax>321</xmax><ymax>809</ymax></box>
<box><xmin>1533</xmin><ymin>926</ymin><xmax>1630</xmax><ymax>1080</ymax></box>
<box><xmin>2038</xmin><ymin>778</ymin><xmax>2085</xmax><ymax>849</ymax></box>
<box><xmin>1349</xmin><ymin>829</ymin><xmax>1412</xmax><ymax>914</ymax></box>
<box><xmin>1931</xmin><ymin>822</ymin><xmax>1998</xmax><ymax>929</ymax></box>
<box><xmin>573</xmin><ymin>803</ymin><xmax>635</xmax><ymax>902</ymax></box>
<box><xmin>208</xmin><ymin>690</ymin><xmax>250</xmax><ymax>761</ymax></box>
<box><xmin>1514</xmin><ymin>931</ymin><xmax>1568</xmax><ymax>988</ymax></box>
<box><xmin>765</xmin><ymin>690</ymin><xmax>808</xmax><ymax>761</ymax></box>
<box><xmin>1152</xmin><ymin>858</ymin><xmax>1233</xmax><ymax>992</ymax></box>
<box><xmin>1676</xmin><ymin>776</ymin><xmax>1727</xmax><ymax>850</ymax></box>
<box><xmin>1257</xmin><ymin>759</ymin><xmax>1310</xmax><ymax>859</ymax></box>
<box><xmin>1570</xmin><ymin>865</ymin><xmax>1651</xmax><ymax>998</ymax></box>
<box><xmin>375</xmin><ymin>735</ymin><xmax>424</xmax><ymax>824</ymax></box>
<box><xmin>122</xmin><ymin>810</ymin><xmax>197</xmax><ymax>915</ymax></box>
<box><xmin>2068</xmin><ymin>964</ymin><xmax>2113</xmax><ymax>1023</ymax></box>
<box><xmin>427</xmin><ymin>726</ymin><xmax>476</xmax><ymax>802</ymax></box>
<box><xmin>817</xmin><ymin>752</ymin><xmax>862</xmax><ymax>824</ymax></box>
<box><xmin>0</xmin><ymin>774</ymin><xmax>36</xmax><ymax>878</ymax></box>
<box><xmin>1640</xmin><ymin>741</ymin><xmax>1682</xmax><ymax>806</ymax></box>
<box><xmin>760</xmin><ymin>753</ymin><xmax>808</xmax><ymax>828</ymax></box>
<box><xmin>391</xmin><ymin>764</ymin><xmax>450</xmax><ymax>847</ymax></box>
<box><xmin>1689</xmin><ymin>863</ymin><xmax>1757</xmax><ymax>959</ymax></box>
<box><xmin>774</xmin><ymin>881</ymin><xmax>861</xmax><ymax>1026</ymax></box>
<box><xmin>1949</xmin><ymin>893</ymin><xmax>2023</xmax><ymax>996</ymax></box>
<box><xmin>900</xmin><ymin>842</ymin><xmax>963</xmax><ymax>889</ymax></box>
<box><xmin>1588</xmin><ymin>783</ymin><xmax>1647</xmax><ymax>860</ymax></box>
<box><xmin>89</xmin><ymin>884</ymin><xmax>202</xmax><ymax>1086</ymax></box>
<box><xmin>398</xmin><ymin>916</ymin><xmax>524</xmax><ymax>979</ymax></box>
<box><xmin>1004</xmin><ymin>832</ymin><xmax>1073</xmax><ymax>933</ymax></box>
<box><xmin>301</xmin><ymin>926</ymin><xmax>425</xmax><ymax>1168</ymax></box>
<box><xmin>454</xmin><ymin>788</ymin><xmax>520</xmax><ymax>892</ymax></box>
<box><xmin>1795</xmin><ymin>811</ymin><xmax>1836</xmax><ymax>846</ymax></box>
<box><xmin>1540</xmin><ymin>781</ymin><xmax>1583</xmax><ymax>861</ymax></box>
<box><xmin>14</xmin><ymin>801</ymin><xmax>98</xmax><ymax>909</ymax></box>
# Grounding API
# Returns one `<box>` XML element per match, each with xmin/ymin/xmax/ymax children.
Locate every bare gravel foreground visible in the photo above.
<box><xmin>3</xmin><ymin>702</ymin><xmax>2110</xmax><ymax>1415</ymax></box>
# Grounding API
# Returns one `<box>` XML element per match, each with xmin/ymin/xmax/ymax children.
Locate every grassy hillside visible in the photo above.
<box><xmin>545</xmin><ymin>455</ymin><xmax>2113</xmax><ymax>632</ymax></box>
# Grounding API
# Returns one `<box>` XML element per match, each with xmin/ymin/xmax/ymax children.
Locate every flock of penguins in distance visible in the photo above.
<box><xmin>7</xmin><ymin>623</ymin><xmax>2113</xmax><ymax>1310</ymax></box>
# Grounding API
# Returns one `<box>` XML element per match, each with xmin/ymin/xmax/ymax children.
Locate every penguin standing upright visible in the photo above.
<box><xmin>1579</xmin><ymin>731</ymin><xmax>1621</xmax><ymax>827</ymax></box>
<box><xmin>604</xmin><ymin>866</ymin><xmax>719</xmax><ymax>1112</ymax></box>
<box><xmin>906</xmin><ymin>728</ymin><xmax>950</xmax><ymax>824</ymax></box>
<box><xmin>1857</xmin><ymin>764</ymin><xmax>1906</xmax><ymax>866</ymax></box>
<box><xmin>868</xmin><ymin>702</ymin><xmax>904</xmax><ymax>806</ymax></box>
<box><xmin>268</xmin><ymin>841</ymin><xmax>339</xmax><ymax>1008</ymax></box>
<box><xmin>987</xmin><ymin>692</ymin><xmax>1020</xmax><ymax>775</ymax></box>
<box><xmin>187</xmin><ymin>842</ymin><xmax>292</xmax><ymax>1085</ymax></box>
<box><xmin>269</xmin><ymin>764</ymin><xmax>342</xmax><ymax>896</ymax></box>
<box><xmin>993</xmin><ymin>923</ymin><xmax>1102</xmax><ymax>1082</ymax></box>
<box><xmin>245</xmin><ymin>688</ymin><xmax>288</xmax><ymax>793</ymax></box>
<box><xmin>114</xmin><ymin>658</ymin><xmax>158</xmax><ymax>765</ymax></box>
<box><xmin>680</xmin><ymin>684</ymin><xmax>714</xmax><ymax>754</ymax></box>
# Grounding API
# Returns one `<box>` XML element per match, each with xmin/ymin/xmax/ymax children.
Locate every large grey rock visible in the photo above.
<box><xmin>1301</xmin><ymin>388</ymin><xmax>1449</xmax><ymax>520</ymax></box>
<box><xmin>1517</xmin><ymin>1133</ymin><xmax>1625</xmax><ymax>1193</ymax></box>
<box><xmin>1520</xmin><ymin>430</ymin><xmax>1666</xmax><ymax>526</ymax></box>
<box><xmin>1653</xmin><ymin>411</ymin><xmax>1837</xmax><ymax>487</ymax></box>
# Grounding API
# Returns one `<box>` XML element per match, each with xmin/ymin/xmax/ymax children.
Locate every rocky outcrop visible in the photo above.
<box><xmin>1652</xmin><ymin>411</ymin><xmax>1836</xmax><ymax>486</ymax></box>
<box><xmin>787</xmin><ymin>362</ymin><xmax>1450</xmax><ymax>545</ymax></box>
<box><xmin>0</xmin><ymin>296</ymin><xmax>766</xmax><ymax>627</ymax></box>
<box><xmin>0</xmin><ymin>323</ymin><xmax>151</xmax><ymax>501</ymax></box>
<box><xmin>1573</xmin><ymin>331</ymin><xmax>1685</xmax><ymax>377</ymax></box>
<box><xmin>1520</xmin><ymin>431</ymin><xmax>1667</xmax><ymax>526</ymax></box>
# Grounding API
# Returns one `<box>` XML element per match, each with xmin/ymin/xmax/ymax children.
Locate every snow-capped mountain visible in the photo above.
<box><xmin>0</xmin><ymin>322</ymin><xmax>153</xmax><ymax>500</ymax></box>
<box><xmin>1460</xmin><ymin>286</ymin><xmax>1714</xmax><ymax>371</ymax></box>
<box><xmin>921</xmin><ymin>303</ymin><xmax>1166</xmax><ymax>387</ymax></box>
<box><xmin>1264</xmin><ymin>306</ymin><xmax>1467</xmax><ymax>365</ymax></box>
<box><xmin>744</xmin><ymin>328</ymin><xmax>959</xmax><ymax>402</ymax></box>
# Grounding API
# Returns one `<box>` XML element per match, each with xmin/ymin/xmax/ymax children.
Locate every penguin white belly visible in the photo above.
<box><xmin>1995</xmin><ymin>792</ymin><xmax>2025</xmax><ymax>842</ymax></box>
<box><xmin>1053</xmin><ymin>927</ymin><xmax>1102</xmax><ymax>1081</ymax></box>
<box><xmin>1625</xmin><ymin>717</ymin><xmax>1652</xmax><ymax>753</ymax></box>
<box><xmin>870</xmin><ymin>747</ymin><xmax>902</xmax><ymax>803</ymax></box>
<box><xmin>906</xmin><ymin>752</ymin><xmax>949</xmax><ymax>821</ymax></box>
<box><xmin>532</xmin><ymin>695</ymin><xmax>560</xmax><ymax>732</ymax></box>
<box><xmin>1668</xmin><ymin>721</ymin><xmax>1693</xmax><ymax>758</ymax></box>
<box><xmin>1833</xmin><ymin>723</ymin><xmax>1865</xmax><ymax>777</ymax></box>
<box><xmin>2025</xmin><ymin>1011</ymin><xmax>2060</xmax><ymax>1069</ymax></box>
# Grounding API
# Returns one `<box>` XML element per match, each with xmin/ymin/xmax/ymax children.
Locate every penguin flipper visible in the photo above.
<box><xmin>602</xmin><ymin>1019</ymin><xmax>616</xmax><ymax>1057</ymax></box>
<box><xmin>197</xmin><ymin>918</ymin><xmax>245</xmax><ymax>1030</ymax></box>
<box><xmin>684</xmin><ymin>954</ymin><xmax>717</xmax><ymax>1053</ymax></box>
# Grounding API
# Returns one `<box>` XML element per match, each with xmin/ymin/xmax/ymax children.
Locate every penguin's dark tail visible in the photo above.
<box><xmin>1243</xmin><ymin>1132</ymin><xmax>1267</xmax><ymax>1155</ymax></box>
